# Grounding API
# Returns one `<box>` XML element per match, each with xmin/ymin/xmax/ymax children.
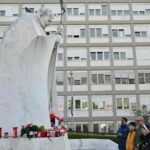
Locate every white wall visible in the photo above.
<box><xmin>0</xmin><ymin>4</ymin><xmax>19</xmax><ymax>22</ymax></box>
<box><xmin>136</xmin><ymin>47</ymin><xmax>150</xmax><ymax>65</ymax></box>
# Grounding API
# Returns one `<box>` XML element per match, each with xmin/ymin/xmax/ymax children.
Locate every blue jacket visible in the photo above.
<box><xmin>117</xmin><ymin>124</ymin><xmax>129</xmax><ymax>150</ymax></box>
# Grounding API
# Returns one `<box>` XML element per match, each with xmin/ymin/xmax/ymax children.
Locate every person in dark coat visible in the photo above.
<box><xmin>117</xmin><ymin>117</ymin><xmax>130</xmax><ymax>150</ymax></box>
<box><xmin>139</xmin><ymin>126</ymin><xmax>150</xmax><ymax>150</ymax></box>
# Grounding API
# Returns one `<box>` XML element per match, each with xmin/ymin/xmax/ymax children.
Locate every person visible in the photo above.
<box><xmin>117</xmin><ymin>117</ymin><xmax>129</xmax><ymax>150</ymax></box>
<box><xmin>126</xmin><ymin>122</ymin><xmax>136</xmax><ymax>150</ymax></box>
<box><xmin>139</xmin><ymin>126</ymin><xmax>150</xmax><ymax>150</ymax></box>
<box><xmin>134</xmin><ymin>116</ymin><xmax>149</xmax><ymax>150</ymax></box>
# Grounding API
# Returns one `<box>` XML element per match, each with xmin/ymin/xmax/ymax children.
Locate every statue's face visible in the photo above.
<box><xmin>39</xmin><ymin>14</ymin><xmax>53</xmax><ymax>29</ymax></box>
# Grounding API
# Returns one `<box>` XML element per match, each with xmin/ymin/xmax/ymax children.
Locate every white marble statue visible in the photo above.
<box><xmin>0</xmin><ymin>7</ymin><xmax>61</xmax><ymax>135</ymax></box>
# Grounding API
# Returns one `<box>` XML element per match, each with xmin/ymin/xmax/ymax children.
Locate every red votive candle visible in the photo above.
<box><xmin>13</xmin><ymin>127</ymin><xmax>17</xmax><ymax>138</ymax></box>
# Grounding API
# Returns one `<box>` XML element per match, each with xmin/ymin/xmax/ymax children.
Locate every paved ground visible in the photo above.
<box><xmin>69</xmin><ymin>139</ymin><xmax>118</xmax><ymax>150</ymax></box>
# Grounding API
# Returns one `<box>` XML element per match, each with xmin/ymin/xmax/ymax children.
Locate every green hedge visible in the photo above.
<box><xmin>68</xmin><ymin>133</ymin><xmax>118</xmax><ymax>143</ymax></box>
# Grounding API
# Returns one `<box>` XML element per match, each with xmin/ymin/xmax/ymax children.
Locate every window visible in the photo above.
<box><xmin>135</xmin><ymin>32</ymin><xmax>140</xmax><ymax>37</ymax></box>
<box><xmin>139</xmin><ymin>11</ymin><xmax>145</xmax><ymax>15</ymax></box>
<box><xmin>115</xmin><ymin>72</ymin><xmax>135</xmax><ymax>84</ymax></box>
<box><xmin>133</xmin><ymin>11</ymin><xmax>138</xmax><ymax>15</ymax></box>
<box><xmin>111</xmin><ymin>10</ymin><xmax>116</xmax><ymax>16</ymax></box>
<box><xmin>93</xmin><ymin>124</ymin><xmax>99</xmax><ymax>133</ymax></box>
<box><xmin>119</xmin><ymin>29</ymin><xmax>124</xmax><ymax>37</ymax></box>
<box><xmin>145</xmin><ymin>73</ymin><xmax>150</xmax><ymax>83</ymax></box>
<box><xmin>75</xmin><ymin>100</ymin><xmax>81</xmax><ymax>109</ymax></box>
<box><xmin>112</xmin><ymin>29</ymin><xmax>118</xmax><ymax>37</ymax></box>
<box><xmin>80</xmin><ymin>29</ymin><xmax>85</xmax><ymax>37</ymax></box>
<box><xmin>76</xmin><ymin>124</ymin><xmax>81</xmax><ymax>132</ymax></box>
<box><xmin>81</xmin><ymin>77</ymin><xmax>87</xmax><ymax>85</ymax></box>
<box><xmin>135</xmin><ymin>31</ymin><xmax>147</xmax><ymax>37</ymax></box>
<box><xmin>57</xmin><ymin>53</ymin><xmax>63</xmax><ymax>61</ymax></box>
<box><xmin>146</xmin><ymin>9</ymin><xmax>150</xmax><ymax>15</ymax></box>
<box><xmin>73</xmin><ymin>8</ymin><xmax>78</xmax><ymax>16</ymax></box>
<box><xmin>114</xmin><ymin>52</ymin><xmax>119</xmax><ymax>60</ymax></box>
<box><xmin>117</xmin><ymin>97</ymin><xmax>130</xmax><ymax>109</ymax></box>
<box><xmin>0</xmin><ymin>10</ymin><xmax>5</xmax><ymax>16</ymax></box>
<box><xmin>93</xmin><ymin>101</ymin><xmax>98</xmax><ymax>109</ymax></box>
<box><xmin>102</xmin><ymin>5</ymin><xmax>107</xmax><ymax>16</ymax></box>
<box><xmin>95</xmin><ymin>9</ymin><xmax>101</xmax><ymax>15</ymax></box>
<box><xmin>91</xmin><ymin>74</ymin><xmax>97</xmax><ymax>84</ymax></box>
<box><xmin>90</xmin><ymin>52</ymin><xmax>96</xmax><ymax>60</ymax></box>
<box><xmin>114</xmin><ymin>52</ymin><xmax>126</xmax><ymax>60</ymax></box>
<box><xmin>138</xmin><ymin>73</ymin><xmax>145</xmax><ymax>84</ymax></box>
<box><xmin>89</xmin><ymin>9</ymin><xmax>94</xmax><ymax>15</ymax></box>
<box><xmin>56</xmin><ymin>72</ymin><xmax>64</xmax><ymax>85</ymax></box>
<box><xmin>96</xmin><ymin>28</ymin><xmax>102</xmax><ymax>37</ymax></box>
<box><xmin>90</xmin><ymin>28</ymin><xmax>95</xmax><ymax>37</ymax></box>
<box><xmin>124</xmin><ymin>10</ymin><xmax>129</xmax><ymax>15</ymax></box>
<box><xmin>83</xmin><ymin>124</ymin><xmax>89</xmax><ymax>133</ymax></box>
<box><xmin>104</xmin><ymin>52</ymin><xmax>109</xmax><ymax>60</ymax></box>
<box><xmin>98</xmin><ymin>74</ymin><xmax>104</xmax><ymax>84</ymax></box>
<box><xmin>82</xmin><ymin>100</ymin><xmax>88</xmax><ymax>109</ymax></box>
<box><xmin>117</xmin><ymin>98</ymin><xmax>122</xmax><ymax>109</ymax></box>
<box><xmin>120</xmin><ymin>52</ymin><xmax>126</xmax><ymax>60</ymax></box>
<box><xmin>141</xmin><ymin>31</ymin><xmax>147</xmax><ymax>37</ymax></box>
<box><xmin>91</xmin><ymin>73</ymin><xmax>111</xmax><ymax>85</ymax></box>
<box><xmin>118</xmin><ymin>10</ymin><xmax>123</xmax><ymax>16</ymax></box>
<box><xmin>105</xmin><ymin>75</ymin><xmax>111</xmax><ymax>84</ymax></box>
<box><xmin>97</xmin><ymin>52</ymin><xmax>103</xmax><ymax>60</ymax></box>
<box><xmin>67</xmin><ymin>8</ymin><xmax>72</xmax><ymax>16</ymax></box>
<box><xmin>91</xmin><ymin>51</ymin><xmax>109</xmax><ymax>60</ymax></box>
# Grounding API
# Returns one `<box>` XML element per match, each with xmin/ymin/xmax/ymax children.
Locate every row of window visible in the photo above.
<box><xmin>67</xmin><ymin>26</ymin><xmax>150</xmax><ymax>39</ymax></box>
<box><xmin>57</xmin><ymin>47</ymin><xmax>150</xmax><ymax>62</ymax></box>
<box><xmin>1</xmin><ymin>3</ymin><xmax>150</xmax><ymax>18</ymax></box>
<box><xmin>68</xmin><ymin>122</ymin><xmax>114</xmax><ymax>133</ymax></box>
<box><xmin>56</xmin><ymin>72</ymin><xmax>150</xmax><ymax>85</ymax></box>
<box><xmin>1</xmin><ymin>25</ymin><xmax>150</xmax><ymax>41</ymax></box>
<box><xmin>58</xmin><ymin>95</ymin><xmax>150</xmax><ymax>111</ymax></box>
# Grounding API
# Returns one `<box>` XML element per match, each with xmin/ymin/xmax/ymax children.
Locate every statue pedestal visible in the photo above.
<box><xmin>0</xmin><ymin>135</ymin><xmax>71</xmax><ymax>150</ymax></box>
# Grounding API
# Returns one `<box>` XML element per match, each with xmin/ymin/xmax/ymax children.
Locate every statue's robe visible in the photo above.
<box><xmin>0</xmin><ymin>13</ymin><xmax>58</xmax><ymax>134</ymax></box>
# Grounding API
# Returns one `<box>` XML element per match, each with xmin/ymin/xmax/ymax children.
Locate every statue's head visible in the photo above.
<box><xmin>36</xmin><ymin>7</ymin><xmax>54</xmax><ymax>29</ymax></box>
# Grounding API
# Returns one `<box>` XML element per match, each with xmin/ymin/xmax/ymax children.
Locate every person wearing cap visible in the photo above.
<box><xmin>134</xmin><ymin>116</ymin><xmax>149</xmax><ymax>150</ymax></box>
<box><xmin>126</xmin><ymin>122</ymin><xmax>136</xmax><ymax>150</ymax></box>
<box><xmin>117</xmin><ymin>117</ymin><xmax>130</xmax><ymax>150</ymax></box>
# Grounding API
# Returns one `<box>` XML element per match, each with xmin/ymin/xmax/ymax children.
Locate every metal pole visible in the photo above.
<box><xmin>70</xmin><ymin>71</ymin><xmax>74</xmax><ymax>131</ymax></box>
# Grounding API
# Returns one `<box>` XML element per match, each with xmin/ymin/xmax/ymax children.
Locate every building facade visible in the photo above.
<box><xmin>0</xmin><ymin>0</ymin><xmax>150</xmax><ymax>133</ymax></box>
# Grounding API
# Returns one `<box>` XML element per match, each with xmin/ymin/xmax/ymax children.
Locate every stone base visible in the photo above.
<box><xmin>69</xmin><ymin>139</ymin><xmax>118</xmax><ymax>150</ymax></box>
<box><xmin>0</xmin><ymin>135</ymin><xmax>71</xmax><ymax>150</ymax></box>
